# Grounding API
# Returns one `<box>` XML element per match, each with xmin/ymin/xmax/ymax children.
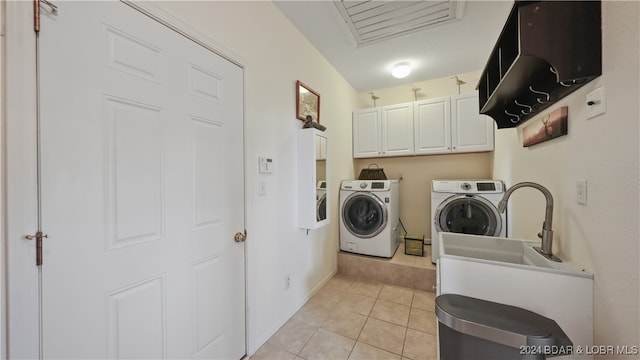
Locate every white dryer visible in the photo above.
<box><xmin>316</xmin><ymin>180</ymin><xmax>327</xmax><ymax>221</ymax></box>
<box><xmin>431</xmin><ymin>180</ymin><xmax>506</xmax><ymax>263</ymax></box>
<box><xmin>340</xmin><ymin>180</ymin><xmax>400</xmax><ymax>258</ymax></box>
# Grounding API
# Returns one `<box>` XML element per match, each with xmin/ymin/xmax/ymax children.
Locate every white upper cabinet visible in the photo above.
<box><xmin>451</xmin><ymin>93</ymin><xmax>495</xmax><ymax>153</ymax></box>
<box><xmin>414</xmin><ymin>96</ymin><xmax>451</xmax><ymax>155</ymax></box>
<box><xmin>352</xmin><ymin>92</ymin><xmax>494</xmax><ymax>159</ymax></box>
<box><xmin>353</xmin><ymin>108</ymin><xmax>381</xmax><ymax>158</ymax></box>
<box><xmin>381</xmin><ymin>102</ymin><xmax>414</xmax><ymax>157</ymax></box>
<box><xmin>353</xmin><ymin>102</ymin><xmax>414</xmax><ymax>158</ymax></box>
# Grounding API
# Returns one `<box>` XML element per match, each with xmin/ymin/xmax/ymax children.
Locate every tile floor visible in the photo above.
<box><xmin>250</xmin><ymin>275</ymin><xmax>438</xmax><ymax>360</ymax></box>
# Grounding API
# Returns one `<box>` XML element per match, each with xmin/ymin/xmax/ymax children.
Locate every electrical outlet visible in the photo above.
<box><xmin>285</xmin><ymin>274</ymin><xmax>291</xmax><ymax>290</ymax></box>
<box><xmin>576</xmin><ymin>180</ymin><xmax>587</xmax><ymax>205</ymax></box>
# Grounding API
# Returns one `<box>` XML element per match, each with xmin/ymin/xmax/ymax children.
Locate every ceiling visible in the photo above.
<box><xmin>274</xmin><ymin>0</ymin><xmax>514</xmax><ymax>92</ymax></box>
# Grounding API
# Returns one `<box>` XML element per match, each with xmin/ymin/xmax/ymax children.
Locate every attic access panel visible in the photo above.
<box><xmin>334</xmin><ymin>0</ymin><xmax>465</xmax><ymax>46</ymax></box>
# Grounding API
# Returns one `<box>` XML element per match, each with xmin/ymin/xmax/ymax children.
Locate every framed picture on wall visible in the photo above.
<box><xmin>523</xmin><ymin>107</ymin><xmax>568</xmax><ymax>147</ymax></box>
<box><xmin>296</xmin><ymin>80</ymin><xmax>320</xmax><ymax>123</ymax></box>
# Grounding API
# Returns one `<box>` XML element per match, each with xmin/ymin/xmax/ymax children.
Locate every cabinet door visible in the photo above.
<box><xmin>353</xmin><ymin>108</ymin><xmax>381</xmax><ymax>158</ymax></box>
<box><xmin>414</xmin><ymin>96</ymin><xmax>451</xmax><ymax>155</ymax></box>
<box><xmin>451</xmin><ymin>92</ymin><xmax>495</xmax><ymax>153</ymax></box>
<box><xmin>381</xmin><ymin>102</ymin><xmax>414</xmax><ymax>157</ymax></box>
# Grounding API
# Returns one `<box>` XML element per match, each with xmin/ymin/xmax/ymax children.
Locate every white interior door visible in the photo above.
<box><xmin>38</xmin><ymin>2</ymin><xmax>245</xmax><ymax>358</ymax></box>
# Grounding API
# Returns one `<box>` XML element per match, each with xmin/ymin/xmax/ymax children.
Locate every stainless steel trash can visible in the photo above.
<box><xmin>436</xmin><ymin>294</ymin><xmax>572</xmax><ymax>360</ymax></box>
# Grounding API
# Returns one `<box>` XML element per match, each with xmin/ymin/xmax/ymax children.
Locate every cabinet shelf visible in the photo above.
<box><xmin>478</xmin><ymin>1</ymin><xmax>601</xmax><ymax>128</ymax></box>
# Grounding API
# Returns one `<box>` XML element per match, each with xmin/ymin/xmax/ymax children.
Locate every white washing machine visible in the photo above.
<box><xmin>340</xmin><ymin>180</ymin><xmax>400</xmax><ymax>258</ymax></box>
<box><xmin>316</xmin><ymin>181</ymin><xmax>327</xmax><ymax>221</ymax></box>
<box><xmin>431</xmin><ymin>180</ymin><xmax>506</xmax><ymax>264</ymax></box>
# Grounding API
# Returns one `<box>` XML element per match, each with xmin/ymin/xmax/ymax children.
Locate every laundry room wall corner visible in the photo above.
<box><xmin>0</xmin><ymin>0</ymin><xmax>6</xmax><ymax>356</ymax></box>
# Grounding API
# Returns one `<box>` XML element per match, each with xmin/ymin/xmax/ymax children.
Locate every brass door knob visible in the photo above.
<box><xmin>234</xmin><ymin>231</ymin><xmax>247</xmax><ymax>243</ymax></box>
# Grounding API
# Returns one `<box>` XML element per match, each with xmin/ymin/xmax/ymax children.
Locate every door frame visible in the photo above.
<box><xmin>2</xmin><ymin>1</ymin><xmax>248</xmax><ymax>358</ymax></box>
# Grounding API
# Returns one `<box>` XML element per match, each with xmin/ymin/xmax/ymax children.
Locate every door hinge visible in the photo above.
<box><xmin>34</xmin><ymin>0</ymin><xmax>58</xmax><ymax>33</ymax></box>
<box><xmin>25</xmin><ymin>231</ymin><xmax>48</xmax><ymax>266</ymax></box>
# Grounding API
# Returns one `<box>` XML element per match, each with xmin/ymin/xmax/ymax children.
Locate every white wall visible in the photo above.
<box><xmin>151</xmin><ymin>1</ymin><xmax>358</xmax><ymax>354</ymax></box>
<box><xmin>358</xmin><ymin>70</ymin><xmax>483</xmax><ymax>108</ymax></box>
<box><xmin>493</xmin><ymin>2</ymin><xmax>639</xmax><ymax>353</ymax></box>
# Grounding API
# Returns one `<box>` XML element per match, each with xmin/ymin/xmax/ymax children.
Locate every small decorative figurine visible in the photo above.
<box><xmin>303</xmin><ymin>115</ymin><xmax>326</xmax><ymax>131</ymax></box>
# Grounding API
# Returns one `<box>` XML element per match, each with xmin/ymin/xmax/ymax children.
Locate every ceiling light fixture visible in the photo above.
<box><xmin>391</xmin><ymin>62</ymin><xmax>411</xmax><ymax>79</ymax></box>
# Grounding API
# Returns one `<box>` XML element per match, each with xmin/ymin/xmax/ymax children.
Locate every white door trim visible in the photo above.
<box><xmin>3</xmin><ymin>1</ymin><xmax>248</xmax><ymax>357</ymax></box>
<box><xmin>5</xmin><ymin>2</ymin><xmax>40</xmax><ymax>358</ymax></box>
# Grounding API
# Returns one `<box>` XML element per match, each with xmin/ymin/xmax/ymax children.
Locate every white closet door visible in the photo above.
<box><xmin>38</xmin><ymin>2</ymin><xmax>245</xmax><ymax>358</ymax></box>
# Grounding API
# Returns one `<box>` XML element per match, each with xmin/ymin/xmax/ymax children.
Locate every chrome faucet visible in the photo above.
<box><xmin>497</xmin><ymin>182</ymin><xmax>561</xmax><ymax>262</ymax></box>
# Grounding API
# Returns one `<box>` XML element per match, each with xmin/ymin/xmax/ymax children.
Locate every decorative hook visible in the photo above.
<box><xmin>505</xmin><ymin>110</ymin><xmax>520</xmax><ymax>123</ymax></box>
<box><xmin>514</xmin><ymin>100</ymin><xmax>533</xmax><ymax>115</ymax></box>
<box><xmin>529</xmin><ymin>86</ymin><xmax>550</xmax><ymax>104</ymax></box>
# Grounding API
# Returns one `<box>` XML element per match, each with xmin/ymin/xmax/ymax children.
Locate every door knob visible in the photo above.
<box><xmin>234</xmin><ymin>231</ymin><xmax>247</xmax><ymax>243</ymax></box>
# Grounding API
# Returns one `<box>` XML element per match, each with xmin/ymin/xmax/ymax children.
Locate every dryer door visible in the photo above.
<box><xmin>342</xmin><ymin>192</ymin><xmax>388</xmax><ymax>238</ymax></box>
<box><xmin>435</xmin><ymin>195</ymin><xmax>502</xmax><ymax>236</ymax></box>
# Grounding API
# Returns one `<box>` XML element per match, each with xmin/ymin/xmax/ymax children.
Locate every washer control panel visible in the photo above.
<box><xmin>341</xmin><ymin>180</ymin><xmax>394</xmax><ymax>191</ymax></box>
<box><xmin>432</xmin><ymin>180</ymin><xmax>504</xmax><ymax>194</ymax></box>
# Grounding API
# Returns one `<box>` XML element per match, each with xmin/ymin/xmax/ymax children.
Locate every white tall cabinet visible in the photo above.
<box><xmin>298</xmin><ymin>128</ymin><xmax>329</xmax><ymax>230</ymax></box>
<box><xmin>354</xmin><ymin>92</ymin><xmax>494</xmax><ymax>158</ymax></box>
<box><xmin>353</xmin><ymin>102</ymin><xmax>414</xmax><ymax>158</ymax></box>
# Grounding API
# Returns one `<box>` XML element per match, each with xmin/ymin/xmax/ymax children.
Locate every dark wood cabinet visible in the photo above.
<box><xmin>478</xmin><ymin>1</ymin><xmax>601</xmax><ymax>128</ymax></box>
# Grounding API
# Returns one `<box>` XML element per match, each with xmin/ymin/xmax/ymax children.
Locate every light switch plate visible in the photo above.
<box><xmin>258</xmin><ymin>156</ymin><xmax>274</xmax><ymax>174</ymax></box>
<box><xmin>586</xmin><ymin>86</ymin><xmax>606</xmax><ymax>119</ymax></box>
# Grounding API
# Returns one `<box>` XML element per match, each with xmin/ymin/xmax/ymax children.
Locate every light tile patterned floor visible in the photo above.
<box><xmin>251</xmin><ymin>275</ymin><xmax>438</xmax><ymax>360</ymax></box>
